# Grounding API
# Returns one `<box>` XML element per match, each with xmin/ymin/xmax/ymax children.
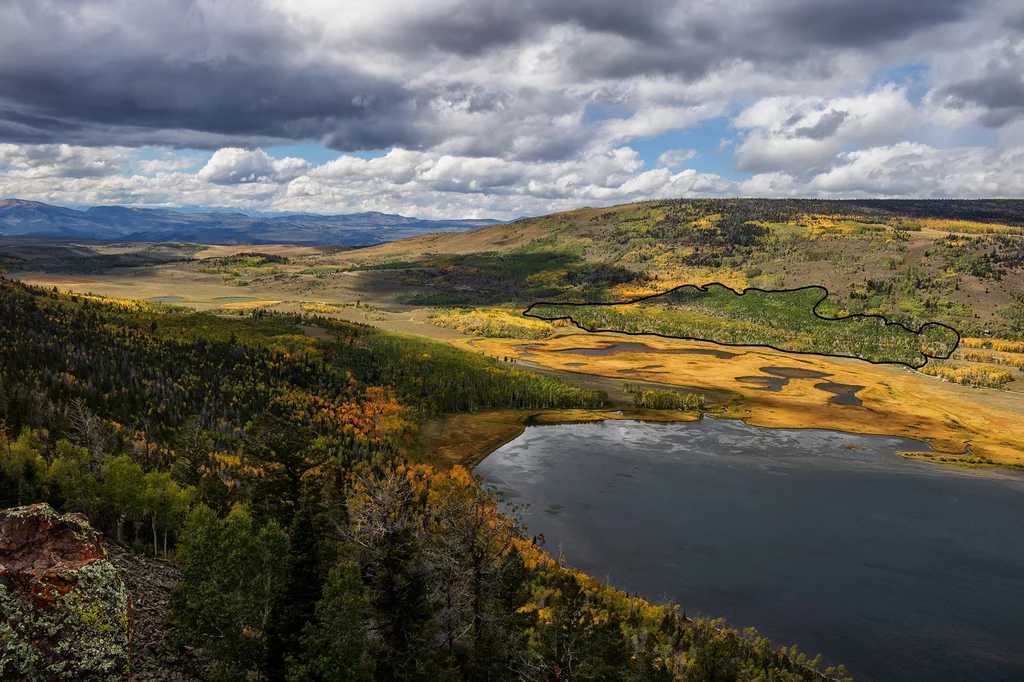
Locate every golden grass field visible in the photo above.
<box><xmin>460</xmin><ymin>330</ymin><xmax>1024</xmax><ymax>468</ymax></box>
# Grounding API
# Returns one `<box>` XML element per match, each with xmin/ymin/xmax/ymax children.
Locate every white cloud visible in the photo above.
<box><xmin>137</xmin><ymin>154</ymin><xmax>204</xmax><ymax>174</ymax></box>
<box><xmin>656</xmin><ymin>149</ymin><xmax>697</xmax><ymax>169</ymax></box>
<box><xmin>0</xmin><ymin>144</ymin><xmax>128</xmax><ymax>178</ymax></box>
<box><xmin>197</xmin><ymin>148</ymin><xmax>309</xmax><ymax>184</ymax></box>
<box><xmin>739</xmin><ymin>142</ymin><xmax>1024</xmax><ymax>198</ymax></box>
<box><xmin>732</xmin><ymin>86</ymin><xmax>916</xmax><ymax>174</ymax></box>
<box><xmin>0</xmin><ymin>142</ymin><xmax>732</xmax><ymax>218</ymax></box>
<box><xmin>4</xmin><ymin>137</ymin><xmax>1023</xmax><ymax>221</ymax></box>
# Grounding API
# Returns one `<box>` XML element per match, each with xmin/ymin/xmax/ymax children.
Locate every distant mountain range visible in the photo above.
<box><xmin>0</xmin><ymin>199</ymin><xmax>503</xmax><ymax>246</ymax></box>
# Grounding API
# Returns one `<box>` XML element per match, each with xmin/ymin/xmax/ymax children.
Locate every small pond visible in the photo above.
<box><xmin>736</xmin><ymin>366</ymin><xmax>865</xmax><ymax>405</ymax></box>
<box><xmin>556</xmin><ymin>342</ymin><xmax>738</xmax><ymax>359</ymax></box>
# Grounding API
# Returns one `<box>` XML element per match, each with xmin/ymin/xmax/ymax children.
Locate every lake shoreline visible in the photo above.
<box><xmin>423</xmin><ymin>407</ymin><xmax>1024</xmax><ymax>481</ymax></box>
<box><xmin>476</xmin><ymin>419</ymin><xmax>1024</xmax><ymax>682</ymax></box>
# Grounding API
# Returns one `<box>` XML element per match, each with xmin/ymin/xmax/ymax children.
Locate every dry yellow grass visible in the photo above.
<box><xmin>217</xmin><ymin>299</ymin><xmax>282</xmax><ymax>311</ymax></box>
<box><xmin>196</xmin><ymin>244</ymin><xmax>335</xmax><ymax>259</ymax></box>
<box><xmin>17</xmin><ymin>269</ymin><xmax>291</xmax><ymax>311</ymax></box>
<box><xmin>464</xmin><ymin>331</ymin><xmax>1024</xmax><ymax>467</ymax></box>
<box><xmin>301</xmin><ymin>302</ymin><xmax>350</xmax><ymax>314</ymax></box>
<box><xmin>23</xmin><ymin>264</ymin><xmax>1023</xmax><ymax>469</ymax></box>
<box><xmin>428</xmin><ymin>308</ymin><xmax>554</xmax><ymax>339</ymax></box>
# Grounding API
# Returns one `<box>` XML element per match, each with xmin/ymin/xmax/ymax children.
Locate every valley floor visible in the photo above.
<box><xmin>15</xmin><ymin>263</ymin><xmax>1024</xmax><ymax>470</ymax></box>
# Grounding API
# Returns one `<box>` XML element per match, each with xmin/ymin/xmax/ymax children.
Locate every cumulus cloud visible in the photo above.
<box><xmin>733</xmin><ymin>86</ymin><xmax>916</xmax><ymax>174</ymax></box>
<box><xmin>3</xmin><ymin>137</ymin><xmax>1024</xmax><ymax>221</ymax></box>
<box><xmin>0</xmin><ymin>143</ymin><xmax>127</xmax><ymax>178</ymax></box>
<box><xmin>740</xmin><ymin>143</ymin><xmax>1024</xmax><ymax>198</ymax></box>
<box><xmin>197</xmin><ymin>148</ymin><xmax>308</xmax><ymax>184</ymax></box>
<box><xmin>137</xmin><ymin>154</ymin><xmax>204</xmax><ymax>174</ymax></box>
<box><xmin>0</xmin><ymin>143</ymin><xmax>733</xmax><ymax>218</ymax></box>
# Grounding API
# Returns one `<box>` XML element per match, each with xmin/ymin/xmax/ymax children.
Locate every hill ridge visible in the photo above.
<box><xmin>0</xmin><ymin>198</ymin><xmax>503</xmax><ymax>246</ymax></box>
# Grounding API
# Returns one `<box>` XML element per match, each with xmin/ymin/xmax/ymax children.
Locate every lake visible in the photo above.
<box><xmin>476</xmin><ymin>419</ymin><xmax>1024</xmax><ymax>682</ymax></box>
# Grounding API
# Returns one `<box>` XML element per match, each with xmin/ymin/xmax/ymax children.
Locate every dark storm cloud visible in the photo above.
<box><xmin>771</xmin><ymin>0</ymin><xmax>968</xmax><ymax>47</ymax></box>
<box><xmin>1</xmin><ymin>59</ymin><xmax>413</xmax><ymax>141</ymax></box>
<box><xmin>0</xmin><ymin>0</ymin><xmax>429</xmax><ymax>150</ymax></box>
<box><xmin>0</xmin><ymin>0</ymin><xmax>989</xmax><ymax>155</ymax></box>
<box><xmin>370</xmin><ymin>0</ymin><xmax>678</xmax><ymax>57</ymax></box>
<box><xmin>940</xmin><ymin>61</ymin><xmax>1024</xmax><ymax>127</ymax></box>
<box><xmin>511</xmin><ymin>0</ymin><xmax>974</xmax><ymax>83</ymax></box>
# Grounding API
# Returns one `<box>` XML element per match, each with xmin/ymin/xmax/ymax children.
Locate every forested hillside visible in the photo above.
<box><xmin>0</xmin><ymin>278</ymin><xmax>849</xmax><ymax>682</ymax></box>
<box><xmin>350</xmin><ymin>199</ymin><xmax>1024</xmax><ymax>340</ymax></box>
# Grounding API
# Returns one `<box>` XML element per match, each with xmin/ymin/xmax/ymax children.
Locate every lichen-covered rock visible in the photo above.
<box><xmin>0</xmin><ymin>503</ymin><xmax>132</xmax><ymax>681</ymax></box>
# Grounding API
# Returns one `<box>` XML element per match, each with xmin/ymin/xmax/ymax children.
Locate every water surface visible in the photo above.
<box><xmin>477</xmin><ymin>420</ymin><xmax>1024</xmax><ymax>682</ymax></box>
<box><xmin>149</xmin><ymin>296</ymin><xmax>183</xmax><ymax>302</ymax></box>
<box><xmin>815</xmin><ymin>382</ymin><xmax>865</xmax><ymax>406</ymax></box>
<box><xmin>556</xmin><ymin>342</ymin><xmax>738</xmax><ymax>359</ymax></box>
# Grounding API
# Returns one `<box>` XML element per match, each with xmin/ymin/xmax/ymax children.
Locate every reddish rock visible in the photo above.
<box><xmin>0</xmin><ymin>504</ymin><xmax>132</xmax><ymax>681</ymax></box>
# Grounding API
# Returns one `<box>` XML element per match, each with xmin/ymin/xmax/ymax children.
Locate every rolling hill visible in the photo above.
<box><xmin>344</xmin><ymin>198</ymin><xmax>1024</xmax><ymax>339</ymax></box>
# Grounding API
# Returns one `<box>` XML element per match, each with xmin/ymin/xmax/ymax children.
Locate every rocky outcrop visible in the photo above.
<box><xmin>0</xmin><ymin>504</ymin><xmax>132</xmax><ymax>681</ymax></box>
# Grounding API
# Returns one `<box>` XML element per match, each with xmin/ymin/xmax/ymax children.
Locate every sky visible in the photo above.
<box><xmin>1</xmin><ymin>0</ymin><xmax>1024</xmax><ymax>220</ymax></box>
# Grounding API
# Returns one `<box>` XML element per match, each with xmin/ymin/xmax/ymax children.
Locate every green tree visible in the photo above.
<box><xmin>0</xmin><ymin>428</ymin><xmax>47</xmax><ymax>507</ymax></box>
<box><xmin>426</xmin><ymin>474</ymin><xmax>523</xmax><ymax>676</ymax></box>
<box><xmin>523</xmin><ymin>570</ymin><xmax>632</xmax><ymax>682</ymax></box>
<box><xmin>290</xmin><ymin>561</ymin><xmax>373</xmax><ymax>682</ymax></box>
<box><xmin>270</xmin><ymin>491</ymin><xmax>333</xmax><ymax>677</ymax></box>
<box><xmin>243</xmin><ymin>414</ymin><xmax>323</xmax><ymax>526</ymax></box>
<box><xmin>998</xmin><ymin>293</ymin><xmax>1024</xmax><ymax>338</ymax></box>
<box><xmin>683</xmin><ymin>630</ymin><xmax>741</xmax><ymax>682</ymax></box>
<box><xmin>46</xmin><ymin>439</ymin><xmax>100</xmax><ymax>514</ymax></box>
<box><xmin>172</xmin><ymin>415</ymin><xmax>213</xmax><ymax>487</ymax></box>
<box><xmin>171</xmin><ymin>503</ymin><xmax>291</xmax><ymax>681</ymax></box>
<box><xmin>143</xmin><ymin>471</ymin><xmax>192</xmax><ymax>555</ymax></box>
<box><xmin>101</xmin><ymin>455</ymin><xmax>146</xmax><ymax>543</ymax></box>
